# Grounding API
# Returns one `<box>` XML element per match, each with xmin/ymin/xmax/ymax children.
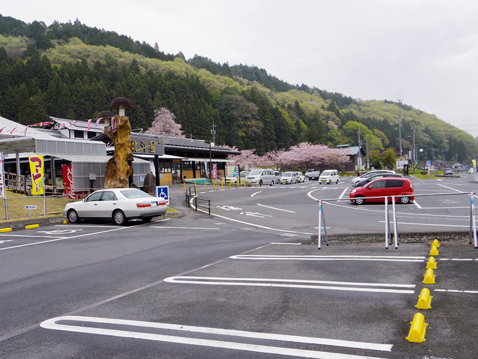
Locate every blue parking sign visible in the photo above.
<box><xmin>156</xmin><ymin>186</ymin><xmax>169</xmax><ymax>204</ymax></box>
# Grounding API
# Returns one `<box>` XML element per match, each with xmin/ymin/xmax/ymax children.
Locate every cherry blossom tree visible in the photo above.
<box><xmin>279</xmin><ymin>142</ymin><xmax>350</xmax><ymax>170</ymax></box>
<box><xmin>227</xmin><ymin>149</ymin><xmax>261</xmax><ymax>168</ymax></box>
<box><xmin>144</xmin><ymin>108</ymin><xmax>185</xmax><ymax>137</ymax></box>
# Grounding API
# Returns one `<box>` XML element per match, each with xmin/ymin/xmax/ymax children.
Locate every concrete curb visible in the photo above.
<box><xmin>0</xmin><ymin>210</ymin><xmax>183</xmax><ymax>230</ymax></box>
<box><xmin>310</xmin><ymin>231</ymin><xmax>474</xmax><ymax>245</ymax></box>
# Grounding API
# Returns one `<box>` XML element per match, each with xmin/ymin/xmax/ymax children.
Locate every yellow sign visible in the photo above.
<box><xmin>29</xmin><ymin>155</ymin><xmax>44</xmax><ymax>195</ymax></box>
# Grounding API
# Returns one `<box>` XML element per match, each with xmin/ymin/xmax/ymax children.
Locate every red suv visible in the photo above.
<box><xmin>349</xmin><ymin>178</ymin><xmax>414</xmax><ymax>205</ymax></box>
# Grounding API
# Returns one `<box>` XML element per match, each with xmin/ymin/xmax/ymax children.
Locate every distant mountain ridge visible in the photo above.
<box><xmin>0</xmin><ymin>14</ymin><xmax>476</xmax><ymax>163</ymax></box>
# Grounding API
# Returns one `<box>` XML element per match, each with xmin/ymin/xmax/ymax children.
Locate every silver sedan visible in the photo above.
<box><xmin>63</xmin><ymin>188</ymin><xmax>169</xmax><ymax>225</ymax></box>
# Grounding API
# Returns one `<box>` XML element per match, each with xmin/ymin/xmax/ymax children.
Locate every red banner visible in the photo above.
<box><xmin>62</xmin><ymin>165</ymin><xmax>75</xmax><ymax>199</ymax></box>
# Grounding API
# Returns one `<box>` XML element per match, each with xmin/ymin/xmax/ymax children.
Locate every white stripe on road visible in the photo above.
<box><xmin>437</xmin><ymin>184</ymin><xmax>464</xmax><ymax>193</ymax></box>
<box><xmin>165</xmin><ymin>276</ymin><xmax>415</xmax><ymax>294</ymax></box>
<box><xmin>151</xmin><ymin>226</ymin><xmax>220</xmax><ymax>230</ymax></box>
<box><xmin>434</xmin><ymin>289</ymin><xmax>478</xmax><ymax>294</ymax></box>
<box><xmin>257</xmin><ymin>203</ymin><xmax>296</xmax><ymax>213</ymax></box>
<box><xmin>231</xmin><ymin>255</ymin><xmax>425</xmax><ymax>262</ymax></box>
<box><xmin>41</xmin><ymin>315</ymin><xmax>393</xmax><ymax>355</ymax></box>
<box><xmin>251</xmin><ymin>191</ymin><xmax>262</xmax><ymax>197</ymax></box>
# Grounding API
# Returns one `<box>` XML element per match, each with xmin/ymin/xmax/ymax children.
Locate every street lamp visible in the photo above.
<box><xmin>209</xmin><ymin>141</ymin><xmax>215</xmax><ymax>183</ymax></box>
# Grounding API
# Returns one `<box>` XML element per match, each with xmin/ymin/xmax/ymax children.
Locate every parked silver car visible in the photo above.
<box><xmin>280</xmin><ymin>172</ymin><xmax>298</xmax><ymax>184</ymax></box>
<box><xmin>63</xmin><ymin>188</ymin><xmax>169</xmax><ymax>225</ymax></box>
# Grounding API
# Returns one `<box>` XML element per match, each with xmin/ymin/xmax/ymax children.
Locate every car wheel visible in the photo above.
<box><xmin>113</xmin><ymin>209</ymin><xmax>127</xmax><ymax>225</ymax></box>
<box><xmin>142</xmin><ymin>217</ymin><xmax>153</xmax><ymax>223</ymax></box>
<box><xmin>270</xmin><ymin>180</ymin><xmax>274</xmax><ymax>186</ymax></box>
<box><xmin>259</xmin><ymin>180</ymin><xmax>263</xmax><ymax>186</ymax></box>
<box><xmin>67</xmin><ymin>209</ymin><xmax>79</xmax><ymax>223</ymax></box>
<box><xmin>336</xmin><ymin>179</ymin><xmax>339</xmax><ymax>184</ymax></box>
<box><xmin>354</xmin><ymin>196</ymin><xmax>365</xmax><ymax>205</ymax></box>
<box><xmin>400</xmin><ymin>196</ymin><xmax>411</xmax><ymax>204</ymax></box>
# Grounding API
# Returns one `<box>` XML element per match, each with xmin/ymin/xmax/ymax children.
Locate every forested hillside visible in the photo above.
<box><xmin>0</xmin><ymin>15</ymin><xmax>476</xmax><ymax>163</ymax></box>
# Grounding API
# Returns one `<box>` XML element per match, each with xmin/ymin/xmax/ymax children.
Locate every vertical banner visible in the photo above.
<box><xmin>62</xmin><ymin>165</ymin><xmax>74</xmax><ymax>199</ymax></box>
<box><xmin>212</xmin><ymin>163</ymin><xmax>217</xmax><ymax>179</ymax></box>
<box><xmin>29</xmin><ymin>155</ymin><xmax>44</xmax><ymax>195</ymax></box>
<box><xmin>0</xmin><ymin>152</ymin><xmax>4</xmax><ymax>198</ymax></box>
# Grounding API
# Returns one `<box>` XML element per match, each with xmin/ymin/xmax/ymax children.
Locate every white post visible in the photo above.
<box><xmin>385</xmin><ymin>200</ymin><xmax>389</xmax><ymax>249</ymax></box>
<box><xmin>392</xmin><ymin>197</ymin><xmax>399</xmax><ymax>249</ymax></box>
<box><xmin>318</xmin><ymin>200</ymin><xmax>322</xmax><ymax>250</ymax></box>
<box><xmin>472</xmin><ymin>193</ymin><xmax>477</xmax><ymax>248</ymax></box>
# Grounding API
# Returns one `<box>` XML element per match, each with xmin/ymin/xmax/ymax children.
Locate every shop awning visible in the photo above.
<box><xmin>182</xmin><ymin>158</ymin><xmax>234</xmax><ymax>163</ymax></box>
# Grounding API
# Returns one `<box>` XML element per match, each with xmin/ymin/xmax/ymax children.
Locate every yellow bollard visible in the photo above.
<box><xmin>184</xmin><ymin>182</ymin><xmax>187</xmax><ymax>194</ymax></box>
<box><xmin>236</xmin><ymin>179</ymin><xmax>239</xmax><ymax>188</ymax></box>
<box><xmin>415</xmin><ymin>288</ymin><xmax>433</xmax><ymax>309</ymax></box>
<box><xmin>426</xmin><ymin>257</ymin><xmax>437</xmax><ymax>270</ymax></box>
<box><xmin>213</xmin><ymin>180</ymin><xmax>216</xmax><ymax>191</ymax></box>
<box><xmin>432</xmin><ymin>239</ymin><xmax>440</xmax><ymax>248</ymax></box>
<box><xmin>221</xmin><ymin>179</ymin><xmax>224</xmax><ymax>190</ymax></box>
<box><xmin>406</xmin><ymin>313</ymin><xmax>428</xmax><ymax>343</ymax></box>
<box><xmin>229</xmin><ymin>180</ymin><xmax>232</xmax><ymax>189</ymax></box>
<box><xmin>423</xmin><ymin>268</ymin><xmax>436</xmax><ymax>284</ymax></box>
<box><xmin>205</xmin><ymin>181</ymin><xmax>207</xmax><ymax>192</ymax></box>
<box><xmin>194</xmin><ymin>182</ymin><xmax>197</xmax><ymax>194</ymax></box>
<box><xmin>430</xmin><ymin>246</ymin><xmax>439</xmax><ymax>256</ymax></box>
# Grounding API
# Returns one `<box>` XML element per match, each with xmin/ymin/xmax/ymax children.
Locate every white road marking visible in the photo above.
<box><xmin>151</xmin><ymin>226</ymin><xmax>220</xmax><ymax>230</ymax></box>
<box><xmin>270</xmin><ymin>242</ymin><xmax>302</xmax><ymax>245</ymax></box>
<box><xmin>0</xmin><ymin>226</ymin><xmax>141</xmax><ymax>252</ymax></box>
<box><xmin>437</xmin><ymin>184</ymin><xmax>464</xmax><ymax>193</ymax></box>
<box><xmin>434</xmin><ymin>289</ymin><xmax>478</xmax><ymax>294</ymax></box>
<box><xmin>0</xmin><ymin>240</ymin><xmax>13</xmax><ymax>244</ymax></box>
<box><xmin>413</xmin><ymin>200</ymin><xmax>422</xmax><ymax>209</ymax></box>
<box><xmin>231</xmin><ymin>255</ymin><xmax>425</xmax><ymax>262</ymax></box>
<box><xmin>41</xmin><ymin>316</ymin><xmax>392</xmax><ymax>357</ymax></box>
<box><xmin>202</xmin><ymin>211</ymin><xmax>313</xmax><ymax>235</ymax></box>
<box><xmin>165</xmin><ymin>276</ymin><xmax>416</xmax><ymax>294</ymax></box>
<box><xmin>339</xmin><ymin>187</ymin><xmax>349</xmax><ymax>199</ymax></box>
<box><xmin>257</xmin><ymin>203</ymin><xmax>296</xmax><ymax>213</ymax></box>
<box><xmin>251</xmin><ymin>191</ymin><xmax>262</xmax><ymax>197</ymax></box>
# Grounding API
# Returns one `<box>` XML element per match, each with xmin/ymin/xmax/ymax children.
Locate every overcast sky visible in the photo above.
<box><xmin>4</xmin><ymin>1</ymin><xmax>478</xmax><ymax>137</ymax></box>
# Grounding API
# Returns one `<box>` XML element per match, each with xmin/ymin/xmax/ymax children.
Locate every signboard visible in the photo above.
<box><xmin>226</xmin><ymin>165</ymin><xmax>238</xmax><ymax>178</ymax></box>
<box><xmin>156</xmin><ymin>185</ymin><xmax>169</xmax><ymax>204</ymax></box>
<box><xmin>25</xmin><ymin>205</ymin><xmax>37</xmax><ymax>210</ymax></box>
<box><xmin>130</xmin><ymin>134</ymin><xmax>164</xmax><ymax>155</ymax></box>
<box><xmin>396</xmin><ymin>160</ymin><xmax>409</xmax><ymax>170</ymax></box>
<box><xmin>63</xmin><ymin>164</ymin><xmax>75</xmax><ymax>199</ymax></box>
<box><xmin>29</xmin><ymin>155</ymin><xmax>44</xmax><ymax>195</ymax></box>
<box><xmin>0</xmin><ymin>152</ymin><xmax>4</xmax><ymax>198</ymax></box>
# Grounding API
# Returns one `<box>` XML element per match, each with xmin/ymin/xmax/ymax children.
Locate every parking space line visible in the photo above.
<box><xmin>151</xmin><ymin>226</ymin><xmax>220</xmax><ymax>230</ymax></box>
<box><xmin>434</xmin><ymin>289</ymin><xmax>478</xmax><ymax>294</ymax></box>
<box><xmin>41</xmin><ymin>315</ymin><xmax>393</xmax><ymax>353</ymax></box>
<box><xmin>231</xmin><ymin>255</ymin><xmax>425</xmax><ymax>262</ymax></box>
<box><xmin>165</xmin><ymin>276</ymin><xmax>416</xmax><ymax>294</ymax></box>
<box><xmin>41</xmin><ymin>316</ymin><xmax>390</xmax><ymax>358</ymax></box>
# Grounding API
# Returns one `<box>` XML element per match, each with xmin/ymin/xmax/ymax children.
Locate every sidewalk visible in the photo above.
<box><xmin>0</xmin><ymin>184</ymin><xmax>189</xmax><ymax>230</ymax></box>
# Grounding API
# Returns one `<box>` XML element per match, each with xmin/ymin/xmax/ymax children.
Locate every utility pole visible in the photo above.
<box><xmin>357</xmin><ymin>127</ymin><xmax>362</xmax><ymax>172</ymax></box>
<box><xmin>366</xmin><ymin>135</ymin><xmax>370</xmax><ymax>170</ymax></box>
<box><xmin>410</xmin><ymin>120</ymin><xmax>417</xmax><ymax>172</ymax></box>
<box><xmin>398</xmin><ymin>99</ymin><xmax>403</xmax><ymax>161</ymax></box>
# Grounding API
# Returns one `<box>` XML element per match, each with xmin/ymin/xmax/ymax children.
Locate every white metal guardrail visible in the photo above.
<box><xmin>317</xmin><ymin>192</ymin><xmax>478</xmax><ymax>250</ymax></box>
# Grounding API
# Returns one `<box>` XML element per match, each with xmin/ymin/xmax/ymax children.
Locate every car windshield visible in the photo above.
<box><xmin>283</xmin><ymin>173</ymin><xmax>292</xmax><ymax>177</ymax></box>
<box><xmin>120</xmin><ymin>189</ymin><xmax>153</xmax><ymax>199</ymax></box>
<box><xmin>322</xmin><ymin>171</ymin><xmax>332</xmax><ymax>176</ymax></box>
<box><xmin>249</xmin><ymin>169</ymin><xmax>262</xmax><ymax>175</ymax></box>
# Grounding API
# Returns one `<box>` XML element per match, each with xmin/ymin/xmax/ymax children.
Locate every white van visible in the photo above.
<box><xmin>318</xmin><ymin>170</ymin><xmax>339</xmax><ymax>184</ymax></box>
<box><xmin>246</xmin><ymin>169</ymin><xmax>276</xmax><ymax>186</ymax></box>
